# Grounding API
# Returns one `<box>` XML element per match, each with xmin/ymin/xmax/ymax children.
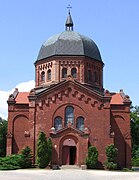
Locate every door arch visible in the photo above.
<box><xmin>60</xmin><ymin>136</ymin><xmax>78</xmax><ymax>165</ymax></box>
<box><xmin>62</xmin><ymin>139</ymin><xmax>76</xmax><ymax>165</ymax></box>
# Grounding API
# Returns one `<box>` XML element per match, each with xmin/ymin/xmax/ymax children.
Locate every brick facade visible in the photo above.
<box><xmin>7</xmin><ymin>73</ymin><xmax>131</xmax><ymax>169</ymax></box>
<box><xmin>7</xmin><ymin>24</ymin><xmax>131</xmax><ymax>169</ymax></box>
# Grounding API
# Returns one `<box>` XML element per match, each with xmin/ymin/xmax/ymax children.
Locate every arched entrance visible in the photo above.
<box><xmin>62</xmin><ymin>138</ymin><xmax>77</xmax><ymax>165</ymax></box>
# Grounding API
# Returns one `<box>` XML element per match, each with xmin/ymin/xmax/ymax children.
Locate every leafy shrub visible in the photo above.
<box><xmin>131</xmin><ymin>147</ymin><xmax>139</xmax><ymax>167</ymax></box>
<box><xmin>0</xmin><ymin>155</ymin><xmax>21</xmax><ymax>170</ymax></box>
<box><xmin>18</xmin><ymin>146</ymin><xmax>32</xmax><ymax>168</ymax></box>
<box><xmin>105</xmin><ymin>144</ymin><xmax>118</xmax><ymax>162</ymax></box>
<box><xmin>123</xmin><ymin>168</ymin><xmax>134</xmax><ymax>172</ymax></box>
<box><xmin>104</xmin><ymin>144</ymin><xmax>118</xmax><ymax>170</ymax></box>
<box><xmin>134</xmin><ymin>148</ymin><xmax>139</xmax><ymax>158</ymax></box>
<box><xmin>86</xmin><ymin>146</ymin><xmax>98</xmax><ymax>169</ymax></box>
<box><xmin>104</xmin><ymin>160</ymin><xmax>117</xmax><ymax>170</ymax></box>
<box><xmin>132</xmin><ymin>157</ymin><xmax>139</xmax><ymax>166</ymax></box>
<box><xmin>0</xmin><ymin>146</ymin><xmax>33</xmax><ymax>170</ymax></box>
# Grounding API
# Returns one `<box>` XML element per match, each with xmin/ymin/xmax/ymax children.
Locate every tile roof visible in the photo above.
<box><xmin>15</xmin><ymin>92</ymin><xmax>29</xmax><ymax>104</ymax></box>
<box><xmin>15</xmin><ymin>92</ymin><xmax>124</xmax><ymax>105</ymax></box>
<box><xmin>110</xmin><ymin>93</ymin><xmax>123</xmax><ymax>105</ymax></box>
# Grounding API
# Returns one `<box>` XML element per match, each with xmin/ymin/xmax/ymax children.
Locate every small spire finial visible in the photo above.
<box><xmin>65</xmin><ymin>5</ymin><xmax>74</xmax><ymax>31</ymax></box>
<box><xmin>67</xmin><ymin>4</ymin><xmax>72</xmax><ymax>14</ymax></box>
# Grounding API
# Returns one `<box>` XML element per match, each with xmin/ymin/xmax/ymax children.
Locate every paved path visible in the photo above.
<box><xmin>0</xmin><ymin>169</ymin><xmax>139</xmax><ymax>180</ymax></box>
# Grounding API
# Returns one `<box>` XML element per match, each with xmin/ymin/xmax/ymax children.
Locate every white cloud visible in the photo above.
<box><xmin>0</xmin><ymin>80</ymin><xmax>35</xmax><ymax>120</ymax></box>
<box><xmin>0</xmin><ymin>91</ymin><xmax>10</xmax><ymax>120</ymax></box>
<box><xmin>16</xmin><ymin>80</ymin><xmax>35</xmax><ymax>92</ymax></box>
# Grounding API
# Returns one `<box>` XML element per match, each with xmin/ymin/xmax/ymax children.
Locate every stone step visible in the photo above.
<box><xmin>61</xmin><ymin>165</ymin><xmax>80</xmax><ymax>170</ymax></box>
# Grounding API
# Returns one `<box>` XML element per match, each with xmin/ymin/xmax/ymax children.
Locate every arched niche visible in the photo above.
<box><xmin>13</xmin><ymin>115</ymin><xmax>29</xmax><ymax>154</ymax></box>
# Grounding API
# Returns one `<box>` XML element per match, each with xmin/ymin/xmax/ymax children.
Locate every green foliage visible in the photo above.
<box><xmin>122</xmin><ymin>168</ymin><xmax>134</xmax><ymax>172</ymax></box>
<box><xmin>130</xmin><ymin>106</ymin><xmax>139</xmax><ymax>167</ymax></box>
<box><xmin>36</xmin><ymin>132</ymin><xmax>52</xmax><ymax>168</ymax></box>
<box><xmin>104</xmin><ymin>160</ymin><xmax>117</xmax><ymax>170</ymax></box>
<box><xmin>134</xmin><ymin>148</ymin><xmax>139</xmax><ymax>158</ymax></box>
<box><xmin>47</xmin><ymin>138</ymin><xmax>52</xmax><ymax>164</ymax></box>
<box><xmin>130</xmin><ymin>106</ymin><xmax>139</xmax><ymax>157</ymax></box>
<box><xmin>18</xmin><ymin>146</ymin><xmax>32</xmax><ymax>168</ymax></box>
<box><xmin>132</xmin><ymin>157</ymin><xmax>139</xmax><ymax>167</ymax></box>
<box><xmin>86</xmin><ymin>146</ymin><xmax>98</xmax><ymax>169</ymax></box>
<box><xmin>104</xmin><ymin>144</ymin><xmax>118</xmax><ymax>170</ymax></box>
<box><xmin>0</xmin><ymin>146</ymin><xmax>32</xmax><ymax>170</ymax></box>
<box><xmin>0</xmin><ymin>118</ymin><xmax>8</xmax><ymax>157</ymax></box>
<box><xmin>105</xmin><ymin>144</ymin><xmax>118</xmax><ymax>162</ymax></box>
<box><xmin>0</xmin><ymin>155</ymin><xmax>21</xmax><ymax>170</ymax></box>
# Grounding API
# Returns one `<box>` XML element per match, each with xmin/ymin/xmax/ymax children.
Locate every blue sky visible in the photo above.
<box><xmin>0</xmin><ymin>0</ymin><xmax>139</xmax><ymax>118</ymax></box>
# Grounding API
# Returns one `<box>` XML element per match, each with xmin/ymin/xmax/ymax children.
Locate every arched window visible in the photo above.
<box><xmin>76</xmin><ymin>117</ymin><xmax>84</xmax><ymax>131</ymax></box>
<box><xmin>41</xmin><ymin>71</ymin><xmax>45</xmax><ymax>81</ymax></box>
<box><xmin>65</xmin><ymin>106</ymin><xmax>74</xmax><ymax>126</ymax></box>
<box><xmin>71</xmin><ymin>68</ymin><xmax>77</xmax><ymax>78</ymax></box>
<box><xmin>62</xmin><ymin>68</ymin><xmax>67</xmax><ymax>78</ymax></box>
<box><xmin>88</xmin><ymin>70</ymin><xmax>92</xmax><ymax>82</ymax></box>
<box><xmin>54</xmin><ymin>116</ymin><xmax>62</xmax><ymax>130</ymax></box>
<box><xmin>47</xmin><ymin>69</ymin><xmax>51</xmax><ymax>80</ymax></box>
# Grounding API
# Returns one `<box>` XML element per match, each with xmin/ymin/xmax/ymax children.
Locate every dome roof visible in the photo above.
<box><xmin>37</xmin><ymin>31</ymin><xmax>102</xmax><ymax>62</ymax></box>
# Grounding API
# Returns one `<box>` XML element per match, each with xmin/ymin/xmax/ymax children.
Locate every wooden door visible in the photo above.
<box><xmin>62</xmin><ymin>146</ymin><xmax>70</xmax><ymax>165</ymax></box>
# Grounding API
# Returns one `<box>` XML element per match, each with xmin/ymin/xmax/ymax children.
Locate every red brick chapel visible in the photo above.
<box><xmin>7</xmin><ymin>10</ymin><xmax>131</xmax><ymax>168</ymax></box>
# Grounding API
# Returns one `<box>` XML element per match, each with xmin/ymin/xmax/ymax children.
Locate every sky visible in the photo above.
<box><xmin>0</xmin><ymin>0</ymin><xmax>139</xmax><ymax>119</ymax></box>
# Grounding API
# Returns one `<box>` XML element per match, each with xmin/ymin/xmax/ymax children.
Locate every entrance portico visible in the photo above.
<box><xmin>59</xmin><ymin>134</ymin><xmax>78</xmax><ymax>166</ymax></box>
<box><xmin>50</xmin><ymin>125</ymin><xmax>89</xmax><ymax>167</ymax></box>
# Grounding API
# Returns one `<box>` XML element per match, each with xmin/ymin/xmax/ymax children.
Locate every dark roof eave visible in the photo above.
<box><xmin>34</xmin><ymin>54</ymin><xmax>104</xmax><ymax>65</ymax></box>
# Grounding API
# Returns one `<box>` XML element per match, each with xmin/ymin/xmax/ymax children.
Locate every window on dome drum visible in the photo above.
<box><xmin>54</xmin><ymin>117</ymin><xmax>62</xmax><ymax>131</ymax></box>
<box><xmin>65</xmin><ymin>106</ymin><xmax>74</xmax><ymax>126</ymax></box>
<box><xmin>93</xmin><ymin>71</ymin><xmax>98</xmax><ymax>83</ymax></box>
<box><xmin>47</xmin><ymin>69</ymin><xmax>51</xmax><ymax>80</ymax></box>
<box><xmin>71</xmin><ymin>68</ymin><xmax>77</xmax><ymax>78</ymax></box>
<box><xmin>76</xmin><ymin>117</ymin><xmax>84</xmax><ymax>131</ymax></box>
<box><xmin>88</xmin><ymin>70</ymin><xmax>92</xmax><ymax>82</ymax></box>
<box><xmin>62</xmin><ymin>68</ymin><xmax>67</xmax><ymax>78</ymax></box>
<box><xmin>41</xmin><ymin>71</ymin><xmax>45</xmax><ymax>81</ymax></box>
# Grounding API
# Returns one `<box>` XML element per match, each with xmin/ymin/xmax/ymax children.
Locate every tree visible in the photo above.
<box><xmin>47</xmin><ymin>138</ymin><xmax>52</xmax><ymax>164</ymax></box>
<box><xmin>36</xmin><ymin>132</ymin><xmax>52</xmax><ymax>168</ymax></box>
<box><xmin>18</xmin><ymin>146</ymin><xmax>32</xmax><ymax>168</ymax></box>
<box><xmin>132</xmin><ymin>147</ymin><xmax>139</xmax><ymax>166</ymax></box>
<box><xmin>130</xmin><ymin>106</ymin><xmax>139</xmax><ymax>157</ymax></box>
<box><xmin>0</xmin><ymin>118</ymin><xmax>8</xmax><ymax>157</ymax></box>
<box><xmin>104</xmin><ymin>144</ymin><xmax>118</xmax><ymax>170</ymax></box>
<box><xmin>105</xmin><ymin>144</ymin><xmax>118</xmax><ymax>162</ymax></box>
<box><xmin>86</xmin><ymin>146</ymin><xmax>98</xmax><ymax>169</ymax></box>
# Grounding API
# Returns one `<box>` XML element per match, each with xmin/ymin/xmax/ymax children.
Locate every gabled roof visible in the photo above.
<box><xmin>110</xmin><ymin>89</ymin><xmax>131</xmax><ymax>105</ymax></box>
<box><xmin>50</xmin><ymin>124</ymin><xmax>84</xmax><ymax>136</ymax></box>
<box><xmin>110</xmin><ymin>93</ymin><xmax>124</xmax><ymax>105</ymax></box>
<box><xmin>35</xmin><ymin>79</ymin><xmax>104</xmax><ymax>101</ymax></box>
<box><xmin>15</xmin><ymin>92</ymin><xmax>29</xmax><ymax>104</ymax></box>
<box><xmin>13</xmin><ymin>91</ymin><xmax>126</xmax><ymax>105</ymax></box>
<box><xmin>12</xmin><ymin>81</ymin><xmax>130</xmax><ymax>106</ymax></box>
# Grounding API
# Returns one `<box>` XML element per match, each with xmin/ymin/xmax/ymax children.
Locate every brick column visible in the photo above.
<box><xmin>6</xmin><ymin>99</ymin><xmax>16</xmax><ymax>156</ymax></box>
<box><xmin>125</xmin><ymin>138</ymin><xmax>132</xmax><ymax>168</ymax></box>
<box><xmin>28</xmin><ymin>93</ymin><xmax>36</xmax><ymax>164</ymax></box>
<box><xmin>6</xmin><ymin>134</ymin><xmax>13</xmax><ymax>155</ymax></box>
